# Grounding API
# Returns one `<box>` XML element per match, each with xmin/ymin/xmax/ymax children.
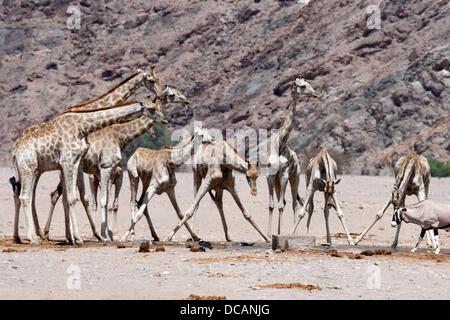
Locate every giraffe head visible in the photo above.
<box><xmin>139</xmin><ymin>66</ymin><xmax>163</xmax><ymax>99</ymax></box>
<box><xmin>291</xmin><ymin>78</ymin><xmax>319</xmax><ymax>100</ymax></box>
<box><xmin>160</xmin><ymin>86</ymin><xmax>191</xmax><ymax>105</ymax></box>
<box><xmin>391</xmin><ymin>185</ymin><xmax>401</xmax><ymax>208</ymax></box>
<box><xmin>321</xmin><ymin>177</ymin><xmax>341</xmax><ymax>208</ymax></box>
<box><xmin>193</xmin><ymin>127</ymin><xmax>215</xmax><ymax>145</ymax></box>
<box><xmin>246</xmin><ymin>162</ymin><xmax>260</xmax><ymax>196</ymax></box>
<box><xmin>142</xmin><ymin>99</ymin><xmax>168</xmax><ymax>124</ymax></box>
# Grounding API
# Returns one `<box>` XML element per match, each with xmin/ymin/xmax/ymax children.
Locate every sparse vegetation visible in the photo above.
<box><xmin>122</xmin><ymin>122</ymin><xmax>174</xmax><ymax>162</ymax></box>
<box><xmin>427</xmin><ymin>158</ymin><xmax>450</xmax><ymax>177</ymax></box>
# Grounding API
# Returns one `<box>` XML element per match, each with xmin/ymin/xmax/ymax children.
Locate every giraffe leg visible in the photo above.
<box><xmin>291</xmin><ymin>187</ymin><xmax>314</xmax><ymax>235</ymax></box>
<box><xmin>77</xmin><ymin>168</ymin><xmax>103</xmax><ymax>241</ymax></box>
<box><xmin>60</xmin><ymin>175</ymin><xmax>74</xmax><ymax>244</ymax></box>
<box><xmin>109</xmin><ymin>170</ymin><xmax>122</xmax><ymax>239</ymax></box>
<box><xmin>31</xmin><ymin>173</ymin><xmax>44</xmax><ymax>239</ymax></box>
<box><xmin>212</xmin><ymin>189</ymin><xmax>231</xmax><ymax>242</ymax></box>
<box><xmin>61</xmin><ymin>164</ymin><xmax>83</xmax><ymax>244</ymax></box>
<box><xmin>99</xmin><ymin>168</ymin><xmax>113</xmax><ymax>241</ymax></box>
<box><xmin>89</xmin><ymin>175</ymin><xmax>99</xmax><ymax>220</ymax></box>
<box><xmin>324</xmin><ymin>193</ymin><xmax>331</xmax><ymax>245</ymax></box>
<box><xmin>44</xmin><ymin>181</ymin><xmax>62</xmax><ymax>240</ymax></box>
<box><xmin>12</xmin><ymin>176</ymin><xmax>22</xmax><ymax>243</ymax></box>
<box><xmin>355</xmin><ymin>199</ymin><xmax>392</xmax><ymax>245</ymax></box>
<box><xmin>190</xmin><ymin>172</ymin><xmax>202</xmax><ymax>232</ymax></box>
<box><xmin>229</xmin><ymin>186</ymin><xmax>270</xmax><ymax>242</ymax></box>
<box><xmin>137</xmin><ymin>179</ymin><xmax>160</xmax><ymax>241</ymax></box>
<box><xmin>277</xmin><ymin>174</ymin><xmax>288</xmax><ymax>235</ymax></box>
<box><xmin>267</xmin><ymin>176</ymin><xmax>275</xmax><ymax>237</ymax></box>
<box><xmin>166</xmin><ymin>177</ymin><xmax>212</xmax><ymax>242</ymax></box>
<box><xmin>333</xmin><ymin>193</ymin><xmax>354</xmax><ymax>245</ymax></box>
<box><xmin>121</xmin><ymin>183</ymin><xmax>158</xmax><ymax>242</ymax></box>
<box><xmin>127</xmin><ymin>169</ymin><xmax>140</xmax><ymax>240</ymax></box>
<box><xmin>19</xmin><ymin>174</ymin><xmax>40</xmax><ymax>243</ymax></box>
<box><xmin>166</xmin><ymin>188</ymin><xmax>199</xmax><ymax>242</ymax></box>
<box><xmin>133</xmin><ymin>180</ymin><xmax>160</xmax><ymax>241</ymax></box>
<box><xmin>289</xmin><ymin>172</ymin><xmax>300</xmax><ymax>225</ymax></box>
<box><xmin>306</xmin><ymin>195</ymin><xmax>315</xmax><ymax>234</ymax></box>
<box><xmin>143</xmin><ymin>207</ymin><xmax>160</xmax><ymax>242</ymax></box>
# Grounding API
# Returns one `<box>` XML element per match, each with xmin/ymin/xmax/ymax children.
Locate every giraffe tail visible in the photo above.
<box><xmin>9</xmin><ymin>176</ymin><xmax>21</xmax><ymax>195</ymax></box>
<box><xmin>9</xmin><ymin>156</ymin><xmax>21</xmax><ymax>195</ymax></box>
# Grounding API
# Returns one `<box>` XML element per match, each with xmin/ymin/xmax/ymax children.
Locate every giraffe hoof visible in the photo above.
<box><xmin>93</xmin><ymin>234</ymin><xmax>104</xmax><ymax>242</ymax></box>
<box><xmin>411</xmin><ymin>248</ymin><xmax>417</xmax><ymax>253</ymax></box>
<box><xmin>75</xmin><ymin>239</ymin><xmax>84</xmax><ymax>245</ymax></box>
<box><xmin>13</xmin><ymin>236</ymin><xmax>22</xmax><ymax>244</ymax></box>
<box><xmin>30</xmin><ymin>238</ymin><xmax>40</xmax><ymax>245</ymax></box>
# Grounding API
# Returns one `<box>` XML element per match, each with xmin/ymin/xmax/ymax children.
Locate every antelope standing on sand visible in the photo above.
<box><xmin>392</xmin><ymin>199</ymin><xmax>450</xmax><ymax>254</ymax></box>
<box><xmin>266</xmin><ymin>78</ymin><xmax>318</xmax><ymax>236</ymax></box>
<box><xmin>355</xmin><ymin>149</ymin><xmax>435</xmax><ymax>248</ymax></box>
<box><xmin>291</xmin><ymin>147</ymin><xmax>354</xmax><ymax>245</ymax></box>
<box><xmin>166</xmin><ymin>139</ymin><xmax>270</xmax><ymax>242</ymax></box>
<box><xmin>121</xmin><ymin>128</ymin><xmax>214</xmax><ymax>242</ymax></box>
<box><xmin>43</xmin><ymin>86</ymin><xmax>189</xmax><ymax>241</ymax></box>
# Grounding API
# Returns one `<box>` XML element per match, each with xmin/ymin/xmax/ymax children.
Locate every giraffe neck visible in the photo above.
<box><xmin>67</xmin><ymin>102</ymin><xmax>146</xmax><ymax>137</ymax></box>
<box><xmin>66</xmin><ymin>72</ymin><xmax>146</xmax><ymax>112</ymax></box>
<box><xmin>321</xmin><ymin>149</ymin><xmax>334</xmax><ymax>182</ymax></box>
<box><xmin>395</xmin><ymin>157</ymin><xmax>416</xmax><ymax>204</ymax></box>
<box><xmin>114</xmin><ymin>116</ymin><xmax>155</xmax><ymax>148</ymax></box>
<box><xmin>169</xmin><ymin>135</ymin><xmax>196</xmax><ymax>166</ymax></box>
<box><xmin>223</xmin><ymin>141</ymin><xmax>248</xmax><ymax>173</ymax></box>
<box><xmin>277</xmin><ymin>93</ymin><xmax>298</xmax><ymax>148</ymax></box>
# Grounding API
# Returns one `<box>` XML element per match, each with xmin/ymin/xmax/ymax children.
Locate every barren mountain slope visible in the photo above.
<box><xmin>0</xmin><ymin>0</ymin><xmax>449</xmax><ymax>173</ymax></box>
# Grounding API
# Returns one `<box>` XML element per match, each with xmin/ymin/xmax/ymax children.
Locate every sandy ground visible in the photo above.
<box><xmin>0</xmin><ymin>167</ymin><xmax>449</xmax><ymax>300</ymax></box>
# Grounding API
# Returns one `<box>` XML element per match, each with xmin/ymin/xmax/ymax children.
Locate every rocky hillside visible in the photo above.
<box><xmin>0</xmin><ymin>0</ymin><xmax>449</xmax><ymax>174</ymax></box>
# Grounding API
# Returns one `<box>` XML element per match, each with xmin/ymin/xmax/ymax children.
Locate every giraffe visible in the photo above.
<box><xmin>166</xmin><ymin>139</ymin><xmax>270</xmax><ymax>243</ymax></box>
<box><xmin>120</xmin><ymin>128</ymin><xmax>215</xmax><ymax>242</ymax></box>
<box><xmin>355</xmin><ymin>149</ymin><xmax>436</xmax><ymax>248</ymax></box>
<box><xmin>43</xmin><ymin>87</ymin><xmax>190</xmax><ymax>240</ymax></box>
<box><xmin>9</xmin><ymin>67</ymin><xmax>162</xmax><ymax>242</ymax></box>
<box><xmin>291</xmin><ymin>147</ymin><xmax>354</xmax><ymax>245</ymax></box>
<box><xmin>266</xmin><ymin>78</ymin><xmax>319</xmax><ymax>236</ymax></box>
<box><xmin>10</xmin><ymin>100</ymin><xmax>160</xmax><ymax>244</ymax></box>
<box><xmin>63</xmin><ymin>67</ymin><xmax>162</xmax><ymax>112</ymax></box>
